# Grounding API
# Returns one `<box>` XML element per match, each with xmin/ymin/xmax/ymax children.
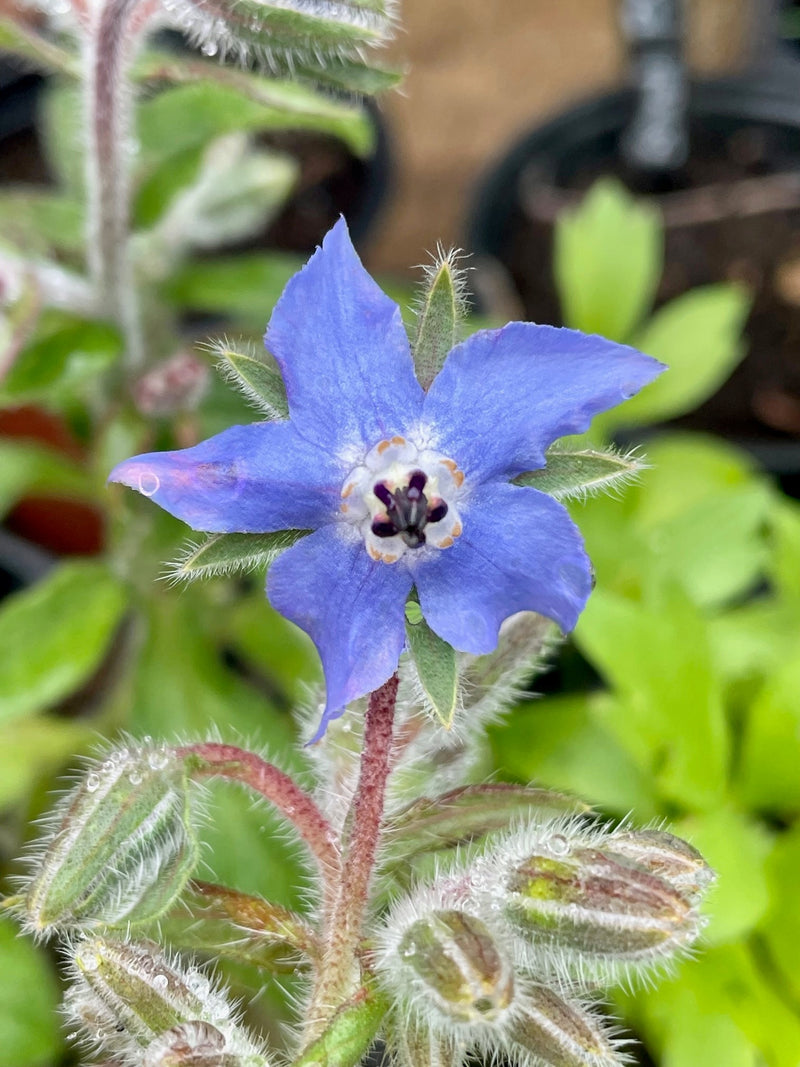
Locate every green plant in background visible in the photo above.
<box><xmin>0</xmin><ymin>2</ymin><xmax>396</xmax><ymax>1063</ymax></box>
<box><xmin>489</xmin><ymin>178</ymin><xmax>800</xmax><ymax>1067</ymax></box>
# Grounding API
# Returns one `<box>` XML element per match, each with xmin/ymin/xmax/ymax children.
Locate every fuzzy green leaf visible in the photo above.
<box><xmin>0</xmin><ymin>562</ymin><xmax>127</xmax><ymax>726</ymax></box>
<box><xmin>165</xmin><ymin>253</ymin><xmax>301</xmax><ymax>324</ymax></box>
<box><xmin>137</xmin><ymin>78</ymin><xmax>374</xmax><ymax>163</ymax></box>
<box><xmin>382</xmin><ymin>783</ymin><xmax>588</xmax><ymax>868</ymax></box>
<box><xmin>405</xmin><ymin>615</ymin><xmax>458</xmax><ymax>728</ymax></box>
<box><xmin>555</xmin><ymin>178</ymin><xmax>662</xmax><ymax>341</ymax></box>
<box><xmin>214</xmin><ymin>342</ymin><xmax>289</xmax><ymax>418</ymax></box>
<box><xmin>0</xmin><ymin>316</ymin><xmax>121</xmax><ymax>405</ymax></box>
<box><xmin>170</xmin><ymin>530</ymin><xmax>306</xmax><ymax>583</ymax></box>
<box><xmin>412</xmin><ymin>254</ymin><xmax>461</xmax><ymax>388</ymax></box>
<box><xmin>514</xmin><ymin>446</ymin><xmax>642</xmax><ymax>501</ymax></box>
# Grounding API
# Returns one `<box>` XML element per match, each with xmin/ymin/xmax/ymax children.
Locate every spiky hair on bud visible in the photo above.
<box><xmin>16</xmin><ymin>739</ymin><xmax>203</xmax><ymax>939</ymax></box>
<box><xmin>472</xmin><ymin>815</ymin><xmax>714</xmax><ymax>990</ymax></box>
<box><xmin>412</xmin><ymin>245</ymin><xmax>473</xmax><ymax>320</ymax></box>
<box><xmin>158</xmin><ymin>0</ymin><xmax>398</xmax><ymax>74</ymax></box>
<box><xmin>62</xmin><ymin>935</ymin><xmax>271</xmax><ymax>1067</ymax></box>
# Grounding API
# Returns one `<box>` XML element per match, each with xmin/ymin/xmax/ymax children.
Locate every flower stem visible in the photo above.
<box><xmin>302</xmin><ymin>673</ymin><xmax>399</xmax><ymax>1044</ymax></box>
<box><xmin>85</xmin><ymin>0</ymin><xmax>153</xmax><ymax>367</ymax></box>
<box><xmin>177</xmin><ymin>742</ymin><xmax>340</xmax><ymax>879</ymax></box>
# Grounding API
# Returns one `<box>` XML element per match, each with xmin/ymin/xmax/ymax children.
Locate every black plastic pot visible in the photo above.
<box><xmin>466</xmin><ymin>64</ymin><xmax>800</xmax><ymax>497</ymax></box>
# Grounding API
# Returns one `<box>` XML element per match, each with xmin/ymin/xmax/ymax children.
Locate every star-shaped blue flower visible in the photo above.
<box><xmin>111</xmin><ymin>220</ymin><xmax>663</xmax><ymax>738</ymax></box>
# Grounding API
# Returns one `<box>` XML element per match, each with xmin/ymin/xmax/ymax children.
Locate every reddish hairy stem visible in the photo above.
<box><xmin>177</xmin><ymin>743</ymin><xmax>339</xmax><ymax>878</ymax></box>
<box><xmin>303</xmin><ymin>674</ymin><xmax>399</xmax><ymax>1042</ymax></box>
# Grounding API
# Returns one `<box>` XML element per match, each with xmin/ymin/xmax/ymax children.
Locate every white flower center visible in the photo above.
<box><xmin>339</xmin><ymin>436</ymin><xmax>466</xmax><ymax>564</ymax></box>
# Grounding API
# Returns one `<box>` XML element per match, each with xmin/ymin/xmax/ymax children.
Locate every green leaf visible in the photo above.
<box><xmin>762</xmin><ymin>824</ymin><xmax>800</xmax><ymax>1002</ymax></box>
<box><xmin>0</xmin><ymin>561</ymin><xmax>127</xmax><ymax>726</ymax></box>
<box><xmin>0</xmin><ymin>316</ymin><xmax>121</xmax><ymax>405</ymax></box>
<box><xmin>554</xmin><ymin>178</ymin><xmax>662</xmax><ymax>341</ymax></box>
<box><xmin>165</xmin><ymin>254</ymin><xmax>301</xmax><ymax>324</ymax></box>
<box><xmin>405</xmin><ymin>615</ymin><xmax>458</xmax><ymax>728</ymax></box>
<box><xmin>490</xmin><ymin>693</ymin><xmax>659</xmax><ymax>818</ymax></box>
<box><xmin>0</xmin><ymin>919</ymin><xmax>62</xmax><ymax>1067</ymax></box>
<box><xmin>621</xmin><ymin>944</ymin><xmax>800</xmax><ymax>1067</ymax></box>
<box><xmin>614</xmin><ymin>283</ymin><xmax>751</xmax><ymax>426</ymax></box>
<box><xmin>412</xmin><ymin>252</ymin><xmax>462</xmax><ymax>389</ymax></box>
<box><xmin>224</xmin><ymin>593</ymin><xmax>321</xmax><ymax>707</ymax></box>
<box><xmin>575</xmin><ymin>582</ymin><xmax>729</xmax><ymax>810</ymax></box>
<box><xmin>0</xmin><ymin>192</ymin><xmax>84</xmax><ymax>257</ymax></box>
<box><xmin>738</xmin><ymin>655</ymin><xmax>800</xmax><ymax>812</ymax></box>
<box><xmin>769</xmin><ymin>496</ymin><xmax>800</xmax><ymax>601</ymax></box>
<box><xmin>0</xmin><ymin>717</ymin><xmax>93</xmax><ymax>809</ymax></box>
<box><xmin>38</xmin><ymin>84</ymin><xmax>84</xmax><ymax>196</ymax></box>
<box><xmin>514</xmin><ymin>446</ymin><xmax>643</xmax><ymax>501</ymax></box>
<box><xmin>0</xmin><ymin>441</ymin><xmax>92</xmax><ymax>521</ymax></box>
<box><xmin>169</xmin><ymin>530</ymin><xmax>306</xmax><ymax>584</ymax></box>
<box><xmin>137</xmin><ymin>78</ymin><xmax>374</xmax><ymax>164</ymax></box>
<box><xmin>213</xmin><ymin>340</ymin><xmax>289</xmax><ymax>418</ymax></box>
<box><xmin>382</xmin><ymin>783</ymin><xmax>588</xmax><ymax>869</ymax></box>
<box><xmin>677</xmin><ymin>808</ymin><xmax>771</xmax><ymax>944</ymax></box>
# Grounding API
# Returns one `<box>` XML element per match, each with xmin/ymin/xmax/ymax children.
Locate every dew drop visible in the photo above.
<box><xmin>137</xmin><ymin>472</ymin><xmax>160</xmax><ymax>497</ymax></box>
<box><xmin>549</xmin><ymin>833</ymin><xmax>569</xmax><ymax>856</ymax></box>
<box><xmin>142</xmin><ymin>735</ymin><xmax>153</xmax><ymax>745</ymax></box>
<box><xmin>401</xmin><ymin>945</ymin><xmax>415</xmax><ymax>959</ymax></box>
<box><xmin>80</xmin><ymin>952</ymin><xmax>99</xmax><ymax>972</ymax></box>
<box><xmin>201</xmin><ymin>39</ymin><xmax>218</xmax><ymax>56</ymax></box>
<box><xmin>152</xmin><ymin>974</ymin><xmax>169</xmax><ymax>992</ymax></box>
<box><xmin>187</xmin><ymin>972</ymin><xmax>210</xmax><ymax>997</ymax></box>
<box><xmin>148</xmin><ymin>750</ymin><xmax>169</xmax><ymax>771</ymax></box>
<box><xmin>85</xmin><ymin>773</ymin><xmax>100</xmax><ymax>793</ymax></box>
<box><xmin>128</xmin><ymin>769</ymin><xmax>143</xmax><ymax>786</ymax></box>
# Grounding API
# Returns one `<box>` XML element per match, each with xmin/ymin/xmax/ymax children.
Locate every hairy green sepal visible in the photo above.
<box><xmin>292</xmin><ymin>986</ymin><xmax>389</xmax><ymax>1067</ymax></box>
<box><xmin>514</xmin><ymin>446</ymin><xmax>642</xmax><ymax>501</ymax></box>
<box><xmin>405</xmin><ymin>613</ymin><xmax>459</xmax><ymax>728</ymax></box>
<box><xmin>214</xmin><ymin>341</ymin><xmax>289</xmax><ymax>418</ymax></box>
<box><xmin>170</xmin><ymin>530</ymin><xmax>307</xmax><ymax>583</ymax></box>
<box><xmin>382</xmin><ymin>784</ymin><xmax>589</xmax><ymax>869</ymax></box>
<box><xmin>412</xmin><ymin>256</ymin><xmax>460</xmax><ymax>389</ymax></box>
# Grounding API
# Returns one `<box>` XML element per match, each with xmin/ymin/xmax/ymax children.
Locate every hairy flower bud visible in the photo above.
<box><xmin>377</xmin><ymin>899</ymin><xmax>516</xmax><ymax>1031</ymax></box>
<box><xmin>486</xmin><ymin>820</ymin><xmax>707</xmax><ymax>981</ymax></box>
<box><xmin>22</xmin><ymin>742</ymin><xmax>199</xmax><ymax>936</ymax></box>
<box><xmin>499</xmin><ymin>987</ymin><xmax>627</xmax><ymax>1067</ymax></box>
<box><xmin>64</xmin><ymin>936</ymin><xmax>270</xmax><ymax>1066</ymax></box>
<box><xmin>604</xmin><ymin>828</ymin><xmax>715</xmax><ymax>902</ymax></box>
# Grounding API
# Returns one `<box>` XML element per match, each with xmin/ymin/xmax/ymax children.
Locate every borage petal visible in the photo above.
<box><xmin>109</xmin><ymin>422</ymin><xmax>342</xmax><ymax>532</ymax></box>
<box><xmin>265</xmin><ymin>218</ymin><xmax>424</xmax><ymax>452</ymax></box>
<box><xmin>413</xmin><ymin>482</ymin><xmax>592</xmax><ymax>651</ymax></box>
<box><xmin>424</xmin><ymin>323</ymin><xmax>664</xmax><ymax>481</ymax></box>
<box><xmin>267</xmin><ymin>524</ymin><xmax>413</xmax><ymax>740</ymax></box>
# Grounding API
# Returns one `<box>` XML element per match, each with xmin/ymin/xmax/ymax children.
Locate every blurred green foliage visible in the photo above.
<box><xmin>491</xmin><ymin>179</ymin><xmax>800</xmax><ymax>1067</ymax></box>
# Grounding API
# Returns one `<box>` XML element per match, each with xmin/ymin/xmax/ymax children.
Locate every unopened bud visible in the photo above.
<box><xmin>133</xmin><ymin>351</ymin><xmax>210</xmax><ymax>417</ymax></box>
<box><xmin>501</xmin><ymin>986</ymin><xmax>625</xmax><ymax>1067</ymax></box>
<box><xmin>23</xmin><ymin>743</ymin><xmax>199</xmax><ymax>936</ymax></box>
<box><xmin>383</xmin><ymin>907</ymin><xmax>515</xmax><ymax>1027</ymax></box>
<box><xmin>65</xmin><ymin>937</ymin><xmax>269</xmax><ymax>1066</ymax></box>
<box><xmin>501</xmin><ymin>834</ymin><xmax>700</xmax><ymax>977</ymax></box>
<box><xmin>605</xmin><ymin>828</ymin><xmax>715</xmax><ymax>901</ymax></box>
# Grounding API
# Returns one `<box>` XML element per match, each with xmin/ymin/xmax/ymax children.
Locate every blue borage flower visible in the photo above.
<box><xmin>110</xmin><ymin>219</ymin><xmax>664</xmax><ymax>739</ymax></box>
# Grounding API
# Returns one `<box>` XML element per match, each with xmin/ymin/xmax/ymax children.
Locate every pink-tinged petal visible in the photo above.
<box><xmin>109</xmin><ymin>422</ymin><xmax>343</xmax><ymax>532</ymax></box>
<box><xmin>423</xmin><ymin>323</ymin><xmax>665</xmax><ymax>481</ymax></box>
<box><xmin>265</xmin><ymin>218</ymin><xmax>424</xmax><ymax>452</ymax></box>
<box><xmin>267</xmin><ymin>525</ymin><xmax>413</xmax><ymax>739</ymax></box>
<box><xmin>412</xmin><ymin>482</ymin><xmax>592</xmax><ymax>651</ymax></box>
